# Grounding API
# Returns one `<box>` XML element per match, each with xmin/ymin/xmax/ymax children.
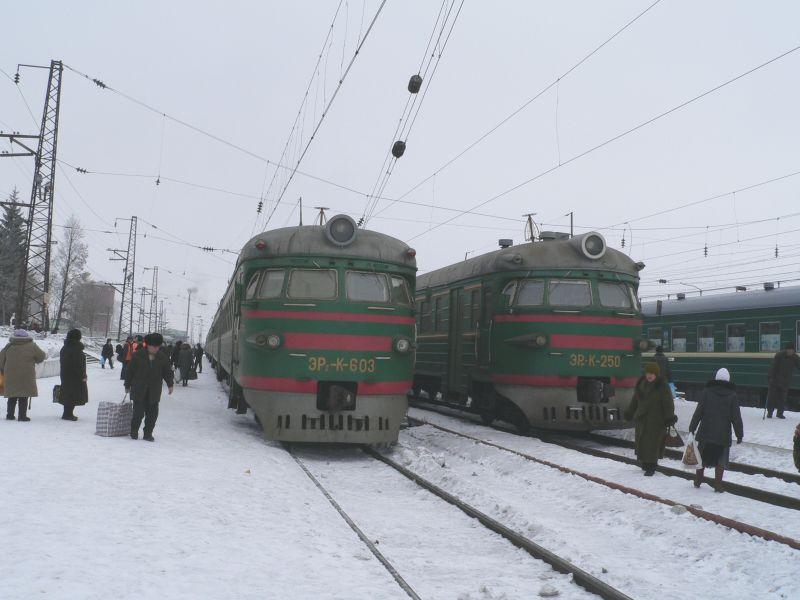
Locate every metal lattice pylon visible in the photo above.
<box><xmin>114</xmin><ymin>216</ymin><xmax>137</xmax><ymax>340</ymax></box>
<box><xmin>15</xmin><ymin>60</ymin><xmax>63</xmax><ymax>330</ymax></box>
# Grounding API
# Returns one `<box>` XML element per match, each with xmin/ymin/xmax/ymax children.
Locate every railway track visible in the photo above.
<box><xmin>287</xmin><ymin>443</ymin><xmax>631</xmax><ymax>600</ymax></box>
<box><xmin>407</xmin><ymin>410</ymin><xmax>800</xmax><ymax>552</ymax></box>
<box><xmin>409</xmin><ymin>401</ymin><xmax>800</xmax><ymax>511</ymax></box>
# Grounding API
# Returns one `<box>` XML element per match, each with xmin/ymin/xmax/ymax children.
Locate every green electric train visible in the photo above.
<box><xmin>205</xmin><ymin>215</ymin><xmax>417</xmax><ymax>443</ymax></box>
<box><xmin>642</xmin><ymin>285</ymin><xmax>800</xmax><ymax>409</ymax></box>
<box><xmin>412</xmin><ymin>231</ymin><xmax>647</xmax><ymax>431</ymax></box>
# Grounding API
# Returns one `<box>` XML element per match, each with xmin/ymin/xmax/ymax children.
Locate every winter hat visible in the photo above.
<box><xmin>644</xmin><ymin>363</ymin><xmax>660</xmax><ymax>376</ymax></box>
<box><xmin>786</xmin><ymin>341</ymin><xmax>796</xmax><ymax>351</ymax></box>
<box><xmin>715</xmin><ymin>368</ymin><xmax>731</xmax><ymax>382</ymax></box>
<box><xmin>13</xmin><ymin>329</ymin><xmax>29</xmax><ymax>338</ymax></box>
<box><xmin>144</xmin><ymin>332</ymin><xmax>164</xmax><ymax>347</ymax></box>
<box><xmin>66</xmin><ymin>328</ymin><xmax>82</xmax><ymax>343</ymax></box>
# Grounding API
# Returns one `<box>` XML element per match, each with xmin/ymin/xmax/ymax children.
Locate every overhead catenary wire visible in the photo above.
<box><xmin>406</xmin><ymin>43</ymin><xmax>800</xmax><ymax>243</ymax></box>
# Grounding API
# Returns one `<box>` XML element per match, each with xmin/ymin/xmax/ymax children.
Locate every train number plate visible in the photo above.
<box><xmin>568</xmin><ymin>353</ymin><xmax>621</xmax><ymax>368</ymax></box>
<box><xmin>308</xmin><ymin>356</ymin><xmax>376</xmax><ymax>374</ymax></box>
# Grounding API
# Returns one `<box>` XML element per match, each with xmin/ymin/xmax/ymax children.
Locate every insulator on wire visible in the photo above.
<box><xmin>155</xmin><ymin>177</ymin><xmax>160</xmax><ymax>186</ymax></box>
<box><xmin>14</xmin><ymin>72</ymin><xmax>20</xmax><ymax>84</ymax></box>
<box><xmin>392</xmin><ymin>140</ymin><xmax>406</xmax><ymax>158</ymax></box>
<box><xmin>775</xmin><ymin>245</ymin><xmax>779</xmax><ymax>258</ymax></box>
<box><xmin>704</xmin><ymin>245</ymin><xmax>708</xmax><ymax>257</ymax></box>
<box><xmin>407</xmin><ymin>74</ymin><xmax>423</xmax><ymax>94</ymax></box>
<box><xmin>257</xmin><ymin>200</ymin><xmax>263</xmax><ymax>214</ymax></box>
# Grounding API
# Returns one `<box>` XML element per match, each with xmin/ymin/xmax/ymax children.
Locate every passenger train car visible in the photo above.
<box><xmin>412</xmin><ymin>232</ymin><xmax>646</xmax><ymax>431</ymax></box>
<box><xmin>643</xmin><ymin>285</ymin><xmax>800</xmax><ymax>409</ymax></box>
<box><xmin>206</xmin><ymin>215</ymin><xmax>417</xmax><ymax>443</ymax></box>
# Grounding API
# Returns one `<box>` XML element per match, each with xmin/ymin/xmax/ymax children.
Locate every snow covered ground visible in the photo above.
<box><xmin>3</xmin><ymin>361</ymin><xmax>798</xmax><ymax>599</ymax></box>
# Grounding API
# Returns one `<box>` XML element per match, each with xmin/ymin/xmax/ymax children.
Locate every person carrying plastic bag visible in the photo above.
<box><xmin>688</xmin><ymin>368</ymin><xmax>743</xmax><ymax>492</ymax></box>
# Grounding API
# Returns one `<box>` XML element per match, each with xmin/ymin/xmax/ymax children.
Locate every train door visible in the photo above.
<box><xmin>447</xmin><ymin>288</ymin><xmax>463</xmax><ymax>394</ymax></box>
<box><xmin>477</xmin><ymin>287</ymin><xmax>492</xmax><ymax>367</ymax></box>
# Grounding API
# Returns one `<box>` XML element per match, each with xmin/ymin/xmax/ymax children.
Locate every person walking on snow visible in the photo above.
<box><xmin>193</xmin><ymin>343</ymin><xmax>204</xmax><ymax>374</ymax></box>
<box><xmin>178</xmin><ymin>343</ymin><xmax>193</xmax><ymax>387</ymax></box>
<box><xmin>59</xmin><ymin>328</ymin><xmax>89</xmax><ymax>421</ymax></box>
<box><xmin>125</xmin><ymin>332</ymin><xmax>174</xmax><ymax>442</ymax></box>
<box><xmin>688</xmin><ymin>367</ymin><xmax>744</xmax><ymax>492</ymax></box>
<box><xmin>0</xmin><ymin>329</ymin><xmax>46</xmax><ymax>421</ymax></box>
<box><xmin>766</xmin><ymin>341</ymin><xmax>800</xmax><ymax>419</ymax></box>
<box><xmin>171</xmin><ymin>341</ymin><xmax>183</xmax><ymax>382</ymax></box>
<box><xmin>625</xmin><ymin>362</ymin><xmax>676</xmax><ymax>476</ymax></box>
<box><xmin>100</xmin><ymin>338</ymin><xmax>115</xmax><ymax>369</ymax></box>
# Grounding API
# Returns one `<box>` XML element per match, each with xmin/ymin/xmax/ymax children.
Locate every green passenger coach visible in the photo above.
<box><xmin>205</xmin><ymin>215</ymin><xmax>417</xmax><ymax>443</ymax></box>
<box><xmin>412</xmin><ymin>232</ymin><xmax>647</xmax><ymax>431</ymax></box>
<box><xmin>642</xmin><ymin>285</ymin><xmax>800</xmax><ymax>409</ymax></box>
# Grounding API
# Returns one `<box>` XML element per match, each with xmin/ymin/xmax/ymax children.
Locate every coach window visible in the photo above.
<box><xmin>470</xmin><ymin>289</ymin><xmax>480</xmax><ymax>326</ymax></box>
<box><xmin>759</xmin><ymin>322</ymin><xmax>781</xmax><ymax>352</ymax></box>
<box><xmin>245</xmin><ymin>272</ymin><xmax>261</xmax><ymax>300</ymax></box>
<box><xmin>287</xmin><ymin>269</ymin><xmax>337</xmax><ymax>299</ymax></box>
<box><xmin>671</xmin><ymin>326</ymin><xmax>687</xmax><ymax>352</ymax></box>
<box><xmin>549</xmin><ymin>279</ymin><xmax>592</xmax><ymax>307</ymax></box>
<box><xmin>346</xmin><ymin>271</ymin><xmax>389</xmax><ymax>302</ymax></box>
<box><xmin>500</xmin><ymin>281</ymin><xmax>517</xmax><ymax>307</ymax></box>
<box><xmin>257</xmin><ymin>269</ymin><xmax>285</xmax><ymax>299</ymax></box>
<box><xmin>390</xmin><ymin>276</ymin><xmax>412</xmax><ymax>305</ymax></box>
<box><xmin>598</xmin><ymin>281</ymin><xmax>633</xmax><ymax>309</ymax></box>
<box><xmin>698</xmin><ymin>325</ymin><xmax>714</xmax><ymax>352</ymax></box>
<box><xmin>647</xmin><ymin>327</ymin><xmax>662</xmax><ymax>348</ymax></box>
<box><xmin>726</xmin><ymin>324</ymin><xmax>746</xmax><ymax>352</ymax></box>
<box><xmin>515</xmin><ymin>279</ymin><xmax>545</xmax><ymax>306</ymax></box>
<box><xmin>420</xmin><ymin>300</ymin><xmax>431</xmax><ymax>332</ymax></box>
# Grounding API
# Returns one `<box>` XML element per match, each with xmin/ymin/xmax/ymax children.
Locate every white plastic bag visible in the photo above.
<box><xmin>681</xmin><ymin>433</ymin><xmax>700</xmax><ymax>471</ymax></box>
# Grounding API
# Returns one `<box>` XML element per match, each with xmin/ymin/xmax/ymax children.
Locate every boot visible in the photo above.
<box><xmin>694</xmin><ymin>468</ymin><xmax>704</xmax><ymax>488</ymax></box>
<box><xmin>18</xmin><ymin>399</ymin><xmax>30</xmax><ymax>422</ymax></box>
<box><xmin>61</xmin><ymin>405</ymin><xmax>78</xmax><ymax>421</ymax></box>
<box><xmin>7</xmin><ymin>399</ymin><xmax>17</xmax><ymax>420</ymax></box>
<box><xmin>644</xmin><ymin>463</ymin><xmax>656</xmax><ymax>476</ymax></box>
<box><xmin>714</xmin><ymin>466</ymin><xmax>725</xmax><ymax>492</ymax></box>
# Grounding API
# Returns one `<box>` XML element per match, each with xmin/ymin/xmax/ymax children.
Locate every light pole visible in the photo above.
<box><xmin>185</xmin><ymin>288</ymin><xmax>192</xmax><ymax>339</ymax></box>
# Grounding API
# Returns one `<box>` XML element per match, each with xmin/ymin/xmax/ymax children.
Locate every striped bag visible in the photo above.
<box><xmin>95</xmin><ymin>394</ymin><xmax>133</xmax><ymax>437</ymax></box>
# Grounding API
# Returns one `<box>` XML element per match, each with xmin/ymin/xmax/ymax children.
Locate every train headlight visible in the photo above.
<box><xmin>266</xmin><ymin>334</ymin><xmax>282</xmax><ymax>349</ymax></box>
<box><xmin>325</xmin><ymin>214</ymin><xmax>357</xmax><ymax>247</ymax></box>
<box><xmin>534</xmin><ymin>334</ymin><xmax>548</xmax><ymax>347</ymax></box>
<box><xmin>638</xmin><ymin>339</ymin><xmax>650</xmax><ymax>351</ymax></box>
<box><xmin>254</xmin><ymin>239</ymin><xmax>267</xmax><ymax>251</ymax></box>
<box><xmin>394</xmin><ymin>337</ymin><xmax>412</xmax><ymax>353</ymax></box>
<box><xmin>582</xmin><ymin>232</ymin><xmax>606</xmax><ymax>259</ymax></box>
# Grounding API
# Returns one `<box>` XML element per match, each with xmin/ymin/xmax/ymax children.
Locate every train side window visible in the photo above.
<box><xmin>598</xmin><ymin>281</ymin><xmax>633</xmax><ymax>309</ymax></box>
<box><xmin>647</xmin><ymin>327</ymin><xmax>662</xmax><ymax>348</ymax></box>
<box><xmin>698</xmin><ymin>325</ymin><xmax>714</xmax><ymax>352</ymax></box>
<box><xmin>420</xmin><ymin>300</ymin><xmax>431</xmax><ymax>332</ymax></box>
<box><xmin>287</xmin><ymin>269</ymin><xmax>337</xmax><ymax>299</ymax></box>
<box><xmin>672</xmin><ymin>326</ymin><xmax>687</xmax><ymax>352</ymax></box>
<box><xmin>759</xmin><ymin>322</ymin><xmax>781</xmax><ymax>352</ymax></box>
<box><xmin>390</xmin><ymin>276</ymin><xmax>412</xmax><ymax>305</ymax></box>
<box><xmin>245</xmin><ymin>272</ymin><xmax>261</xmax><ymax>300</ymax></box>
<box><xmin>470</xmin><ymin>289</ymin><xmax>480</xmax><ymax>326</ymax></box>
<box><xmin>726</xmin><ymin>324</ymin><xmax>746</xmax><ymax>352</ymax></box>
<box><xmin>347</xmin><ymin>271</ymin><xmax>389</xmax><ymax>302</ymax></box>
<box><xmin>515</xmin><ymin>279</ymin><xmax>545</xmax><ymax>306</ymax></box>
<box><xmin>433</xmin><ymin>295</ymin><xmax>449</xmax><ymax>332</ymax></box>
<box><xmin>500</xmin><ymin>281</ymin><xmax>517</xmax><ymax>306</ymax></box>
<box><xmin>549</xmin><ymin>280</ymin><xmax>592</xmax><ymax>307</ymax></box>
<box><xmin>257</xmin><ymin>269</ymin><xmax>285</xmax><ymax>299</ymax></box>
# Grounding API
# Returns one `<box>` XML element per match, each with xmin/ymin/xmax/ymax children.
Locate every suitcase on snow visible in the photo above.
<box><xmin>96</xmin><ymin>394</ymin><xmax>133</xmax><ymax>437</ymax></box>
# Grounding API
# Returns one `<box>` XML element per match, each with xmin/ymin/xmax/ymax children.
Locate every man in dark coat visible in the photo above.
<box><xmin>124</xmin><ymin>332</ymin><xmax>174</xmax><ymax>441</ymax></box>
<box><xmin>766</xmin><ymin>341</ymin><xmax>800</xmax><ymax>419</ymax></box>
<box><xmin>689</xmin><ymin>368</ymin><xmax>744</xmax><ymax>491</ymax></box>
<box><xmin>59</xmin><ymin>329</ymin><xmax>89</xmax><ymax>421</ymax></box>
<box><xmin>624</xmin><ymin>362</ymin><xmax>676</xmax><ymax>476</ymax></box>
<box><xmin>178</xmin><ymin>343</ymin><xmax>193</xmax><ymax>387</ymax></box>
<box><xmin>193</xmin><ymin>343</ymin><xmax>204</xmax><ymax>374</ymax></box>
<box><xmin>100</xmin><ymin>338</ymin><xmax>115</xmax><ymax>369</ymax></box>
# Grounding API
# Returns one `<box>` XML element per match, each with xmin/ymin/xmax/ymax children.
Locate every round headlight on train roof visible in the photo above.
<box><xmin>581</xmin><ymin>232</ymin><xmax>607</xmax><ymax>260</ymax></box>
<box><xmin>325</xmin><ymin>214</ymin><xmax>357</xmax><ymax>247</ymax></box>
<box><xmin>254</xmin><ymin>239</ymin><xmax>267</xmax><ymax>251</ymax></box>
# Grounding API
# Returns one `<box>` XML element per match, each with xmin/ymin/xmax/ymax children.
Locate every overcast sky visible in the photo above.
<box><xmin>3</xmin><ymin>0</ymin><xmax>799</xmax><ymax>331</ymax></box>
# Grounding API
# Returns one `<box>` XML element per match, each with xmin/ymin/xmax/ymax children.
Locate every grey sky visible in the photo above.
<box><xmin>3</xmin><ymin>1</ymin><xmax>799</xmax><ymax>330</ymax></box>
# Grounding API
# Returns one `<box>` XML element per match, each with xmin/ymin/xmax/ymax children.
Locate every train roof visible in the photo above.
<box><xmin>642</xmin><ymin>285</ymin><xmax>800</xmax><ymax>317</ymax></box>
<box><xmin>238</xmin><ymin>221</ymin><xmax>417</xmax><ymax>270</ymax></box>
<box><xmin>417</xmin><ymin>232</ymin><xmax>642</xmax><ymax>291</ymax></box>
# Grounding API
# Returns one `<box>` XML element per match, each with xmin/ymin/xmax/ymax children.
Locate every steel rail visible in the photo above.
<box><xmin>363</xmin><ymin>446</ymin><xmax>634</xmax><ymax>600</ymax></box>
<box><xmin>407</xmin><ymin>415</ymin><xmax>800</xmax><ymax>552</ymax></box>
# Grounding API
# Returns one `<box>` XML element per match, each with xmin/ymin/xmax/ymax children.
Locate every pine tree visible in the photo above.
<box><xmin>0</xmin><ymin>188</ymin><xmax>27</xmax><ymax>326</ymax></box>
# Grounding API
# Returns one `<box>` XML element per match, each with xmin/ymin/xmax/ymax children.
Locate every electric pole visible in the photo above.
<box><xmin>144</xmin><ymin>266</ymin><xmax>158</xmax><ymax>332</ymax></box>
<box><xmin>108</xmin><ymin>216</ymin><xmax>137</xmax><ymax>340</ymax></box>
<box><xmin>0</xmin><ymin>60</ymin><xmax>63</xmax><ymax>331</ymax></box>
<box><xmin>185</xmin><ymin>288</ymin><xmax>192</xmax><ymax>339</ymax></box>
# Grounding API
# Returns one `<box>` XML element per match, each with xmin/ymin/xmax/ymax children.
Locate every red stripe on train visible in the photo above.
<box><xmin>550</xmin><ymin>334</ymin><xmax>633</xmax><ymax>351</ymax></box>
<box><xmin>243</xmin><ymin>309</ymin><xmax>415</xmax><ymax>325</ymax></box>
<box><xmin>283</xmin><ymin>332</ymin><xmax>392</xmax><ymax>352</ymax></box>
<box><xmin>494</xmin><ymin>314</ymin><xmax>642</xmax><ymax>326</ymax></box>
<box><xmin>239</xmin><ymin>375</ymin><xmax>410</xmax><ymax>395</ymax></box>
<box><xmin>493</xmin><ymin>374</ymin><xmax>639</xmax><ymax>388</ymax></box>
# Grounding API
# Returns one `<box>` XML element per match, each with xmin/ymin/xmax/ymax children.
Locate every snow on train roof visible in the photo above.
<box><xmin>642</xmin><ymin>285</ymin><xmax>800</xmax><ymax>316</ymax></box>
<box><xmin>417</xmin><ymin>233</ymin><xmax>641</xmax><ymax>291</ymax></box>
<box><xmin>238</xmin><ymin>223</ymin><xmax>417</xmax><ymax>269</ymax></box>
